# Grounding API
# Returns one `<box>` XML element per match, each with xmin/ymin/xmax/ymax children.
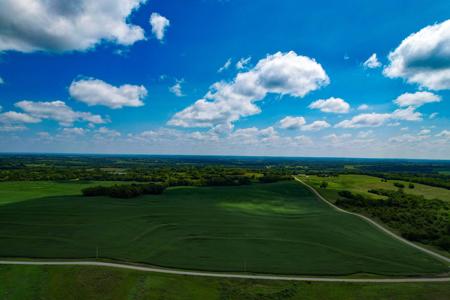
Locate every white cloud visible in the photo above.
<box><xmin>0</xmin><ymin>124</ymin><xmax>27</xmax><ymax>132</ymax></box>
<box><xmin>357</xmin><ymin>104</ymin><xmax>369</xmax><ymax>111</ymax></box>
<box><xmin>149</xmin><ymin>12</ymin><xmax>170</xmax><ymax>41</ymax></box>
<box><xmin>393</xmin><ymin>91</ymin><xmax>441</xmax><ymax>107</ymax></box>
<box><xmin>0</xmin><ymin>111</ymin><xmax>40</xmax><ymax>124</ymax></box>
<box><xmin>363</xmin><ymin>53</ymin><xmax>381</xmax><ymax>69</ymax></box>
<box><xmin>69</xmin><ymin>78</ymin><xmax>147</xmax><ymax>109</ymax></box>
<box><xmin>357</xmin><ymin>130</ymin><xmax>373</xmax><ymax>138</ymax></box>
<box><xmin>293</xmin><ymin>135</ymin><xmax>313</xmax><ymax>145</ymax></box>
<box><xmin>309</xmin><ymin>97</ymin><xmax>350</xmax><ymax>113</ymax></box>
<box><xmin>0</xmin><ymin>77</ymin><xmax>4</xmax><ymax>85</ymax></box>
<box><xmin>419</xmin><ymin>129</ymin><xmax>431</xmax><ymax>135</ymax></box>
<box><xmin>279</xmin><ymin>116</ymin><xmax>306</xmax><ymax>130</ymax></box>
<box><xmin>301</xmin><ymin>120</ymin><xmax>330</xmax><ymax>131</ymax></box>
<box><xmin>169</xmin><ymin>80</ymin><xmax>184</xmax><ymax>97</ymax></box>
<box><xmin>429</xmin><ymin>112</ymin><xmax>438</xmax><ymax>119</ymax></box>
<box><xmin>384</xmin><ymin>19</ymin><xmax>450</xmax><ymax>90</ymax></box>
<box><xmin>323</xmin><ymin>133</ymin><xmax>352</xmax><ymax>143</ymax></box>
<box><xmin>389</xmin><ymin>134</ymin><xmax>429</xmax><ymax>143</ymax></box>
<box><xmin>335</xmin><ymin>113</ymin><xmax>391</xmax><ymax>128</ymax></box>
<box><xmin>236</xmin><ymin>57</ymin><xmax>251</xmax><ymax>70</ymax></box>
<box><xmin>218</xmin><ymin>58</ymin><xmax>232</xmax><ymax>73</ymax></box>
<box><xmin>169</xmin><ymin>51</ymin><xmax>329</xmax><ymax>128</ymax></box>
<box><xmin>95</xmin><ymin>127</ymin><xmax>121</xmax><ymax>139</ymax></box>
<box><xmin>62</xmin><ymin>127</ymin><xmax>86</xmax><ymax>136</ymax></box>
<box><xmin>336</xmin><ymin>106</ymin><xmax>422</xmax><ymax>129</ymax></box>
<box><xmin>229</xmin><ymin>126</ymin><xmax>279</xmax><ymax>144</ymax></box>
<box><xmin>0</xmin><ymin>0</ymin><xmax>146</xmax><ymax>53</ymax></box>
<box><xmin>436</xmin><ymin>130</ymin><xmax>450</xmax><ymax>138</ymax></box>
<box><xmin>15</xmin><ymin>100</ymin><xmax>106</xmax><ymax>126</ymax></box>
<box><xmin>391</xmin><ymin>106</ymin><xmax>422</xmax><ymax>121</ymax></box>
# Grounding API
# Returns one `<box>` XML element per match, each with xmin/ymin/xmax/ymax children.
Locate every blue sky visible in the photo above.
<box><xmin>0</xmin><ymin>0</ymin><xmax>449</xmax><ymax>158</ymax></box>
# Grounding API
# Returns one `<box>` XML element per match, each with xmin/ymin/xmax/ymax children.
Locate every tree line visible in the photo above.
<box><xmin>336</xmin><ymin>189</ymin><xmax>450</xmax><ymax>251</ymax></box>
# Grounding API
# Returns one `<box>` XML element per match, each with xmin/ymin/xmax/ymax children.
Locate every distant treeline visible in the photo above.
<box><xmin>336</xmin><ymin>189</ymin><xmax>450</xmax><ymax>251</ymax></box>
<box><xmin>82</xmin><ymin>183</ymin><xmax>166</xmax><ymax>199</ymax></box>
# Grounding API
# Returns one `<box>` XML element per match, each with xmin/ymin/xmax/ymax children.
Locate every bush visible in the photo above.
<box><xmin>393</xmin><ymin>182</ymin><xmax>405</xmax><ymax>188</ymax></box>
<box><xmin>320</xmin><ymin>181</ymin><xmax>328</xmax><ymax>189</ymax></box>
<box><xmin>408</xmin><ymin>183</ymin><xmax>415</xmax><ymax>189</ymax></box>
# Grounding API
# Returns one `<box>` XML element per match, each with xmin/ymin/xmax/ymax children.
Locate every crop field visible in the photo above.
<box><xmin>1</xmin><ymin>265</ymin><xmax>449</xmax><ymax>300</ymax></box>
<box><xmin>302</xmin><ymin>174</ymin><xmax>450</xmax><ymax>202</ymax></box>
<box><xmin>0</xmin><ymin>181</ymin><xmax>447</xmax><ymax>275</ymax></box>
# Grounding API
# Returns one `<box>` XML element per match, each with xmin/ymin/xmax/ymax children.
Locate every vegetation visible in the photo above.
<box><xmin>336</xmin><ymin>189</ymin><xmax>450</xmax><ymax>251</ymax></box>
<box><xmin>303</xmin><ymin>174</ymin><xmax>450</xmax><ymax>202</ymax></box>
<box><xmin>82</xmin><ymin>183</ymin><xmax>166</xmax><ymax>198</ymax></box>
<box><xmin>0</xmin><ymin>181</ymin><xmax>446</xmax><ymax>275</ymax></box>
<box><xmin>1</xmin><ymin>265</ymin><xmax>450</xmax><ymax>300</ymax></box>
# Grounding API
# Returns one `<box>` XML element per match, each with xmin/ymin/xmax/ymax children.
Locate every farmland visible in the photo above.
<box><xmin>0</xmin><ymin>180</ymin><xmax>447</xmax><ymax>276</ymax></box>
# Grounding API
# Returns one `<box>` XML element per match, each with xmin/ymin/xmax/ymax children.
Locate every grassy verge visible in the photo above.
<box><xmin>1</xmin><ymin>265</ymin><xmax>449</xmax><ymax>300</ymax></box>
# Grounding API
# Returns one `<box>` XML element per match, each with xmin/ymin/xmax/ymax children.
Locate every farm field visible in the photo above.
<box><xmin>0</xmin><ymin>181</ymin><xmax>128</xmax><ymax>205</ymax></box>
<box><xmin>1</xmin><ymin>265</ymin><xmax>449</xmax><ymax>300</ymax></box>
<box><xmin>302</xmin><ymin>174</ymin><xmax>450</xmax><ymax>202</ymax></box>
<box><xmin>0</xmin><ymin>181</ymin><xmax>447</xmax><ymax>276</ymax></box>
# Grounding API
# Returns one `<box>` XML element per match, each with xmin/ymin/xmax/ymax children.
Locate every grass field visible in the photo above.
<box><xmin>302</xmin><ymin>174</ymin><xmax>450</xmax><ymax>202</ymax></box>
<box><xmin>0</xmin><ymin>181</ymin><xmax>126</xmax><ymax>205</ymax></box>
<box><xmin>0</xmin><ymin>265</ymin><xmax>449</xmax><ymax>300</ymax></box>
<box><xmin>0</xmin><ymin>180</ymin><xmax>447</xmax><ymax>276</ymax></box>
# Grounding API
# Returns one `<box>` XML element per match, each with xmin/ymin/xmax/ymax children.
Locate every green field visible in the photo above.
<box><xmin>1</xmin><ymin>265</ymin><xmax>449</xmax><ymax>300</ymax></box>
<box><xmin>0</xmin><ymin>181</ymin><xmax>126</xmax><ymax>205</ymax></box>
<box><xmin>0</xmin><ymin>180</ymin><xmax>447</xmax><ymax>276</ymax></box>
<box><xmin>302</xmin><ymin>174</ymin><xmax>450</xmax><ymax>202</ymax></box>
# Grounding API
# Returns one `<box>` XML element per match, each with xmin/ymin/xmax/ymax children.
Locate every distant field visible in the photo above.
<box><xmin>0</xmin><ymin>181</ymin><xmax>446</xmax><ymax>276</ymax></box>
<box><xmin>0</xmin><ymin>181</ymin><xmax>126</xmax><ymax>205</ymax></box>
<box><xmin>1</xmin><ymin>265</ymin><xmax>449</xmax><ymax>300</ymax></box>
<box><xmin>302</xmin><ymin>174</ymin><xmax>450</xmax><ymax>202</ymax></box>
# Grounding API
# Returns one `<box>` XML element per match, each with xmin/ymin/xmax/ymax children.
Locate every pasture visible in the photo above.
<box><xmin>0</xmin><ymin>181</ymin><xmax>447</xmax><ymax>275</ymax></box>
<box><xmin>302</xmin><ymin>174</ymin><xmax>450</xmax><ymax>202</ymax></box>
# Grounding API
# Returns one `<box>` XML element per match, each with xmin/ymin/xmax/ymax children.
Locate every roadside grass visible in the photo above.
<box><xmin>301</xmin><ymin>174</ymin><xmax>450</xmax><ymax>202</ymax></box>
<box><xmin>0</xmin><ymin>181</ymin><xmax>447</xmax><ymax>275</ymax></box>
<box><xmin>0</xmin><ymin>265</ymin><xmax>449</xmax><ymax>300</ymax></box>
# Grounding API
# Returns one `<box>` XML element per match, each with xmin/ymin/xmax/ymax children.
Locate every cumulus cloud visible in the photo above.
<box><xmin>150</xmin><ymin>12</ymin><xmax>170</xmax><ymax>41</ymax></box>
<box><xmin>218</xmin><ymin>58</ymin><xmax>232</xmax><ymax>73</ymax></box>
<box><xmin>62</xmin><ymin>127</ymin><xmax>86</xmax><ymax>136</ymax></box>
<box><xmin>308</xmin><ymin>97</ymin><xmax>350</xmax><ymax>113</ymax></box>
<box><xmin>335</xmin><ymin>113</ymin><xmax>391</xmax><ymax>128</ymax></box>
<box><xmin>391</xmin><ymin>106</ymin><xmax>422</xmax><ymax>121</ymax></box>
<box><xmin>301</xmin><ymin>120</ymin><xmax>330</xmax><ymax>131</ymax></box>
<box><xmin>357</xmin><ymin>104</ymin><xmax>369</xmax><ymax>111</ymax></box>
<box><xmin>363</xmin><ymin>53</ymin><xmax>381</xmax><ymax>69</ymax></box>
<box><xmin>0</xmin><ymin>77</ymin><xmax>4</xmax><ymax>85</ymax></box>
<box><xmin>236</xmin><ymin>57</ymin><xmax>251</xmax><ymax>70</ymax></box>
<box><xmin>168</xmin><ymin>51</ymin><xmax>329</xmax><ymax>128</ymax></box>
<box><xmin>0</xmin><ymin>111</ymin><xmax>40</xmax><ymax>124</ymax></box>
<box><xmin>14</xmin><ymin>100</ymin><xmax>106</xmax><ymax>126</ymax></box>
<box><xmin>384</xmin><ymin>19</ymin><xmax>450</xmax><ymax>90</ymax></box>
<box><xmin>0</xmin><ymin>0</ymin><xmax>146</xmax><ymax>53</ymax></box>
<box><xmin>393</xmin><ymin>91</ymin><xmax>441</xmax><ymax>107</ymax></box>
<box><xmin>279</xmin><ymin>116</ymin><xmax>306</xmax><ymax>130</ymax></box>
<box><xmin>323</xmin><ymin>133</ymin><xmax>352</xmax><ymax>143</ymax></box>
<box><xmin>69</xmin><ymin>78</ymin><xmax>147</xmax><ymax>109</ymax></box>
<box><xmin>169</xmin><ymin>80</ymin><xmax>184</xmax><ymax>97</ymax></box>
<box><xmin>336</xmin><ymin>106</ymin><xmax>423</xmax><ymax>128</ymax></box>
<box><xmin>436</xmin><ymin>130</ymin><xmax>450</xmax><ymax>138</ymax></box>
<box><xmin>389</xmin><ymin>134</ymin><xmax>429</xmax><ymax>143</ymax></box>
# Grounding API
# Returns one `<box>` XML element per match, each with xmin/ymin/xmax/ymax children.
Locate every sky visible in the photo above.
<box><xmin>0</xmin><ymin>0</ymin><xmax>449</xmax><ymax>159</ymax></box>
